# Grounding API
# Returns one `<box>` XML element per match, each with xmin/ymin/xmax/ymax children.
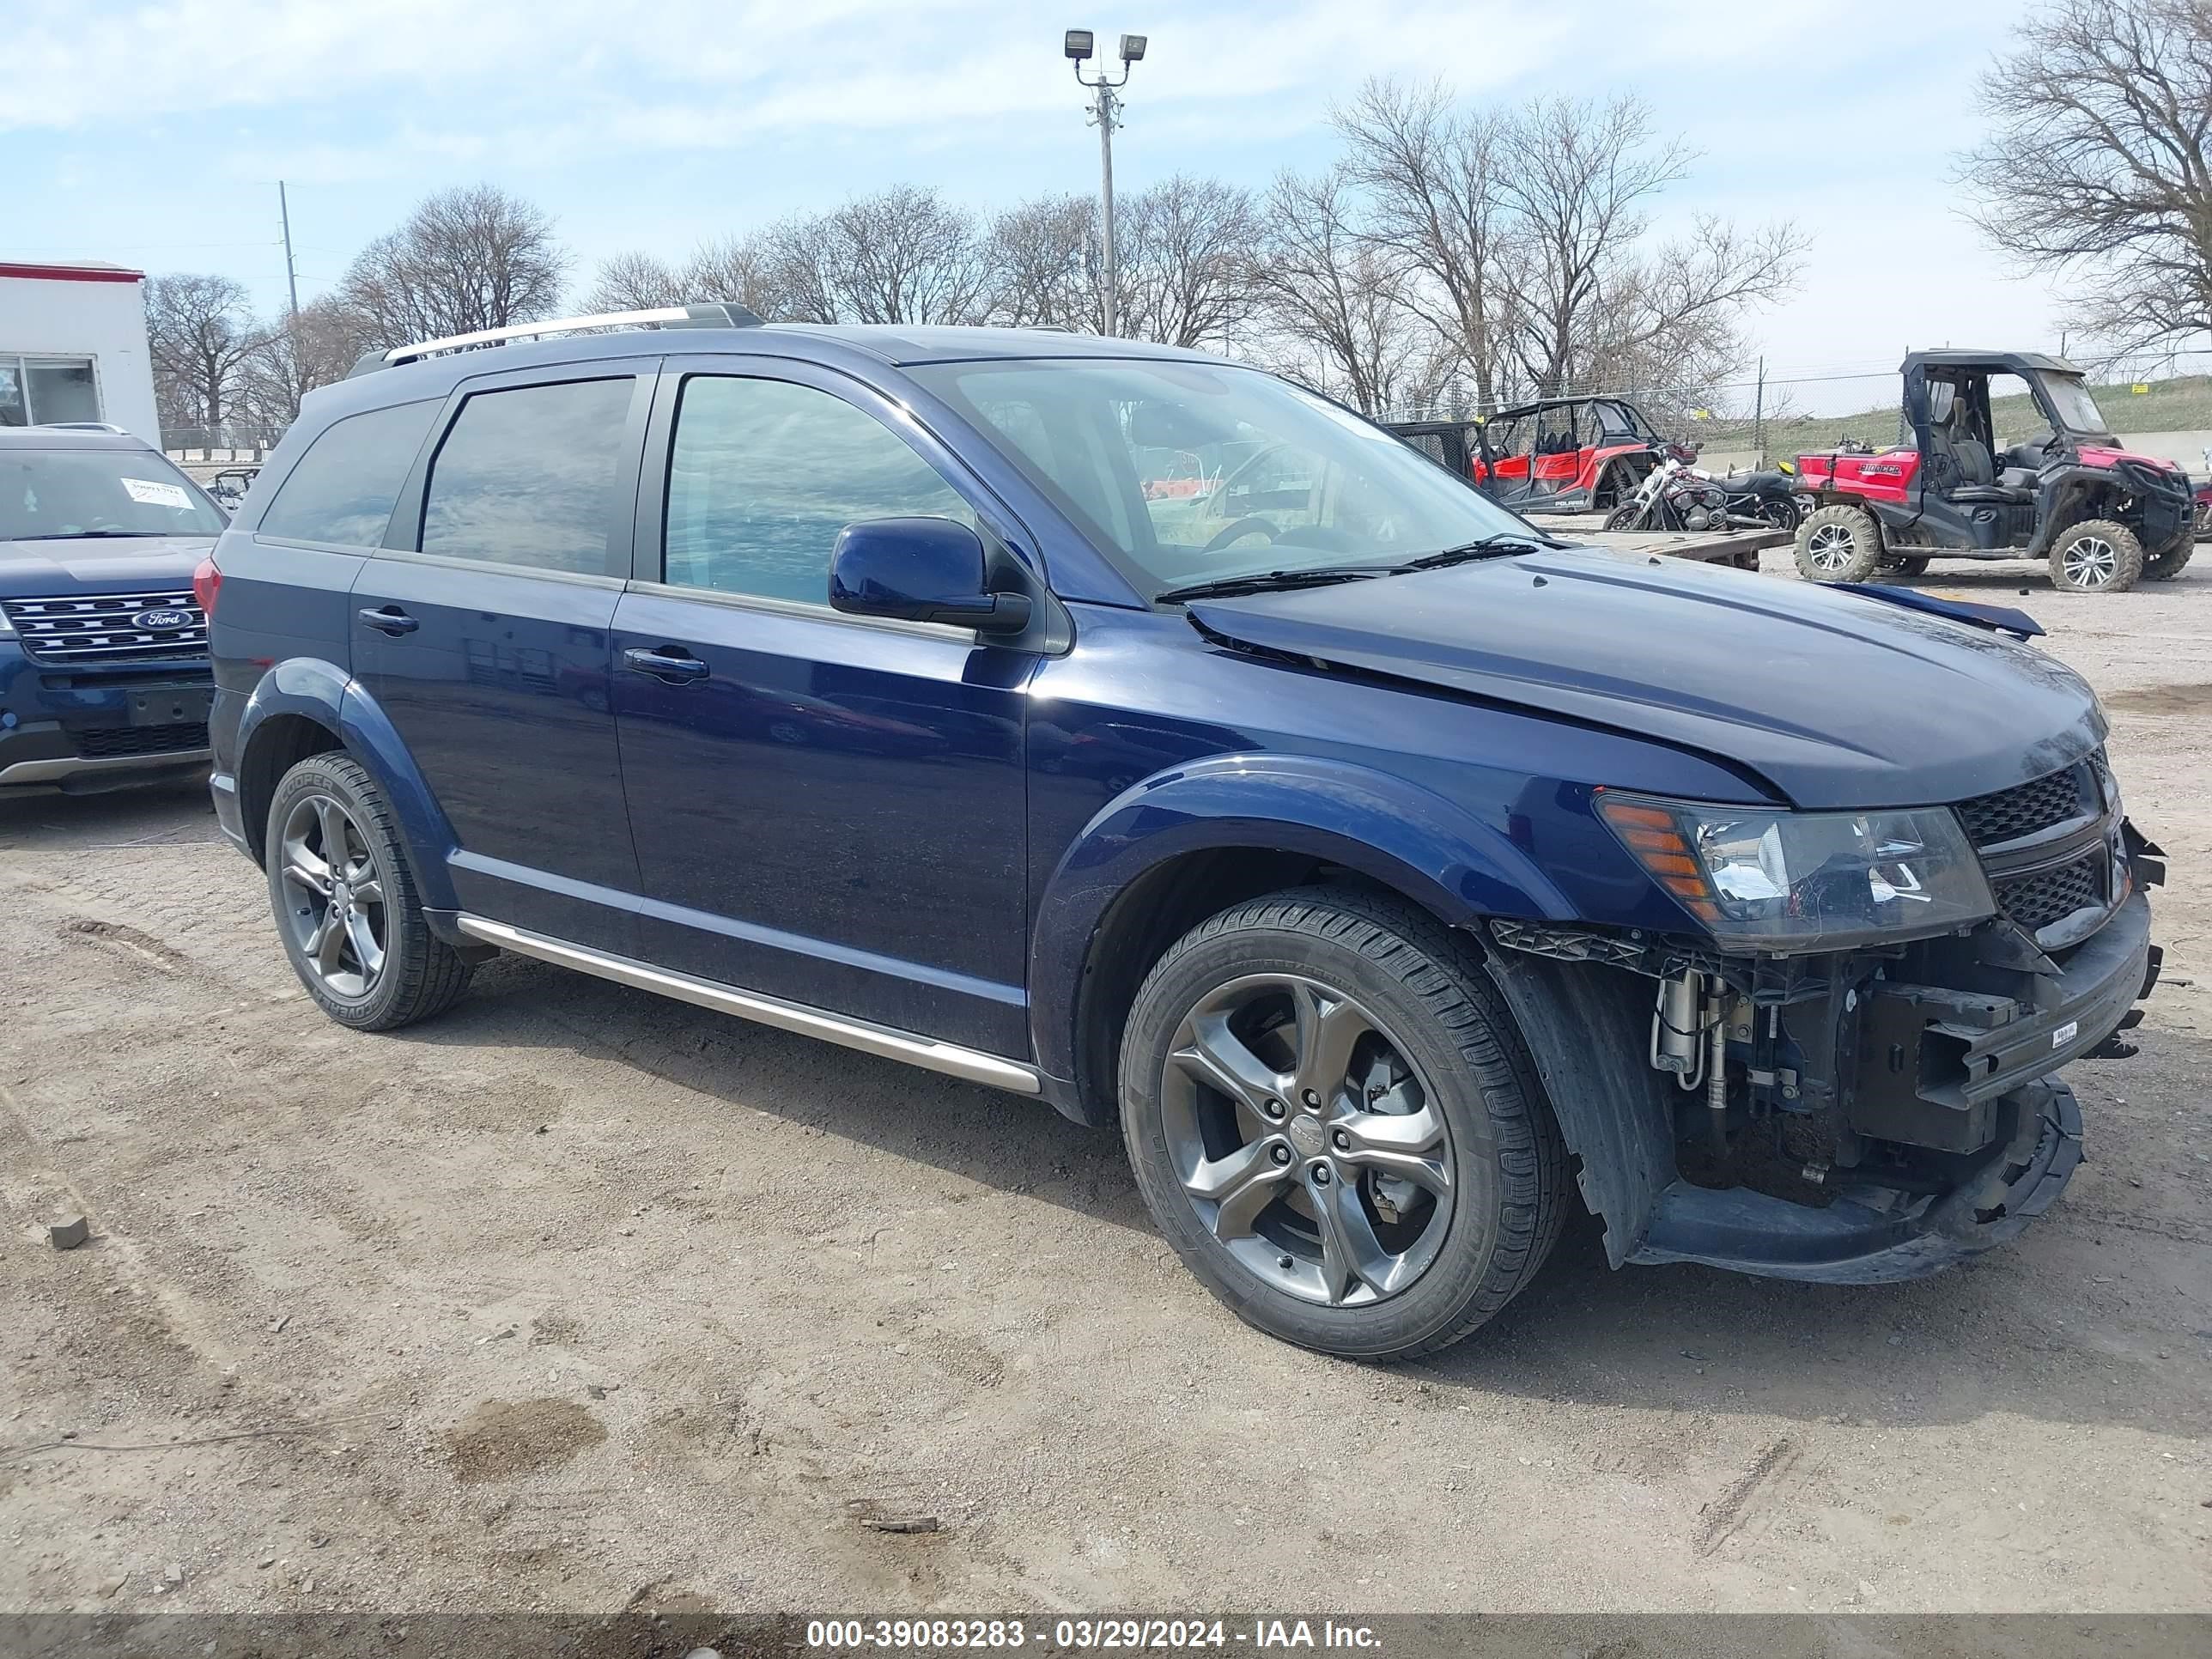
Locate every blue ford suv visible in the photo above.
<box><xmin>2</xmin><ymin>427</ymin><xmax>225</xmax><ymax>795</ymax></box>
<box><xmin>204</xmin><ymin>306</ymin><xmax>2162</xmax><ymax>1358</ymax></box>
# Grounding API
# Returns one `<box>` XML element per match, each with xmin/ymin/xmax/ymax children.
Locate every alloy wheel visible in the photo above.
<box><xmin>277</xmin><ymin>793</ymin><xmax>387</xmax><ymax>999</ymax></box>
<box><xmin>1804</xmin><ymin>521</ymin><xmax>1859</xmax><ymax>573</ymax></box>
<box><xmin>2061</xmin><ymin>534</ymin><xmax>2119</xmax><ymax>588</ymax></box>
<box><xmin>1158</xmin><ymin>973</ymin><xmax>1455</xmax><ymax>1308</ymax></box>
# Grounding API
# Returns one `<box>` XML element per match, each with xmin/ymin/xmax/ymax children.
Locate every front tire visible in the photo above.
<box><xmin>2147</xmin><ymin>534</ymin><xmax>2194</xmax><ymax>580</ymax></box>
<box><xmin>1119</xmin><ymin>886</ymin><xmax>1569</xmax><ymax>1360</ymax></box>
<box><xmin>265</xmin><ymin>752</ymin><xmax>474</xmax><ymax>1030</ymax></box>
<box><xmin>1796</xmin><ymin>504</ymin><xmax>1883</xmax><ymax>582</ymax></box>
<box><xmin>2048</xmin><ymin>519</ymin><xmax>2143</xmax><ymax>593</ymax></box>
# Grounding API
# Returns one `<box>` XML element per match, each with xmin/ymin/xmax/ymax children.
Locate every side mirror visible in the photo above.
<box><xmin>829</xmin><ymin>517</ymin><xmax>1033</xmax><ymax>635</ymax></box>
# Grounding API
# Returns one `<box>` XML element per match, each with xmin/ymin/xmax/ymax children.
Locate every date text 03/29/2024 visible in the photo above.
<box><xmin>804</xmin><ymin>1619</ymin><xmax>1382</xmax><ymax>1650</ymax></box>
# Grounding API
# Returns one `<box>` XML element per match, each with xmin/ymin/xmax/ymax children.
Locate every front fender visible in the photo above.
<box><xmin>1029</xmin><ymin>751</ymin><xmax>1576</xmax><ymax>1083</ymax></box>
<box><xmin>234</xmin><ymin>660</ymin><xmax>459</xmax><ymax>911</ymax></box>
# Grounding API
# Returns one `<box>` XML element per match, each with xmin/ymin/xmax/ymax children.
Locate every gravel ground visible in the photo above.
<box><xmin>1</xmin><ymin>550</ymin><xmax>2207</xmax><ymax>1619</ymax></box>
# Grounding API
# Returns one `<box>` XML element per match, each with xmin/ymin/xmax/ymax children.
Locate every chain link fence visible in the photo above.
<box><xmin>161</xmin><ymin>424</ymin><xmax>289</xmax><ymax>461</ymax></box>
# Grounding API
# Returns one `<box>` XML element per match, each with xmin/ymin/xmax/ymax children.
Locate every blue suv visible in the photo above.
<box><xmin>2</xmin><ymin>426</ymin><xmax>225</xmax><ymax>795</ymax></box>
<box><xmin>204</xmin><ymin>306</ymin><xmax>2163</xmax><ymax>1358</ymax></box>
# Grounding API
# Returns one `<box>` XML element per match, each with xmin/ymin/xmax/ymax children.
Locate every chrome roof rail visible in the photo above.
<box><xmin>349</xmin><ymin>301</ymin><xmax>765</xmax><ymax>377</ymax></box>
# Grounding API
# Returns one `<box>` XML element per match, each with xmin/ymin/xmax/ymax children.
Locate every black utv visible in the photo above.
<box><xmin>1791</xmin><ymin>350</ymin><xmax>2193</xmax><ymax>593</ymax></box>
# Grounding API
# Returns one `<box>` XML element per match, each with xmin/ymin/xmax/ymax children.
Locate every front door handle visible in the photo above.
<box><xmin>358</xmin><ymin>605</ymin><xmax>419</xmax><ymax>635</ymax></box>
<box><xmin>623</xmin><ymin>645</ymin><xmax>709</xmax><ymax>684</ymax></box>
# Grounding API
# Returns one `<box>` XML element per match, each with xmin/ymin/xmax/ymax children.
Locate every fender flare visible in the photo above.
<box><xmin>234</xmin><ymin>660</ymin><xmax>460</xmax><ymax>912</ymax></box>
<box><xmin>1027</xmin><ymin>751</ymin><xmax>1577</xmax><ymax>1085</ymax></box>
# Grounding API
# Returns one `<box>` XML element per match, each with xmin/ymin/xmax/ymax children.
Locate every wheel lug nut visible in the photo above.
<box><xmin>1301</xmin><ymin>1089</ymin><xmax>1320</xmax><ymax>1108</ymax></box>
<box><xmin>1278</xmin><ymin>1254</ymin><xmax>1294</xmax><ymax>1270</ymax></box>
<box><xmin>1312</xmin><ymin>1165</ymin><xmax>1332</xmax><ymax>1186</ymax></box>
<box><xmin>1332</xmin><ymin>1129</ymin><xmax>1351</xmax><ymax>1151</ymax></box>
<box><xmin>1270</xmin><ymin>1145</ymin><xmax>1291</xmax><ymax>1166</ymax></box>
<box><xmin>1262</xmin><ymin>1098</ymin><xmax>1285</xmax><ymax>1119</ymax></box>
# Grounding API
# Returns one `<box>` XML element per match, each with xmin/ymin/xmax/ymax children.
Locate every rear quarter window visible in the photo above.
<box><xmin>418</xmin><ymin>377</ymin><xmax>635</xmax><ymax>576</ymax></box>
<box><xmin>258</xmin><ymin>400</ymin><xmax>439</xmax><ymax>547</ymax></box>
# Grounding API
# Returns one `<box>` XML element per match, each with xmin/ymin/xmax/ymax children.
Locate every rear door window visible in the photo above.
<box><xmin>258</xmin><ymin>400</ymin><xmax>439</xmax><ymax>547</ymax></box>
<box><xmin>418</xmin><ymin>377</ymin><xmax>636</xmax><ymax>575</ymax></box>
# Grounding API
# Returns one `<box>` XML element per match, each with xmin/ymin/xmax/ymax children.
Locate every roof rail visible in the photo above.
<box><xmin>349</xmin><ymin>301</ymin><xmax>766</xmax><ymax>377</ymax></box>
<box><xmin>33</xmin><ymin>421</ymin><xmax>132</xmax><ymax>434</ymax></box>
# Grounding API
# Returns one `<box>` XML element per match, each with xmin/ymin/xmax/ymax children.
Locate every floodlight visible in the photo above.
<box><xmin>1064</xmin><ymin>29</ymin><xmax>1095</xmax><ymax>60</ymax></box>
<box><xmin>1119</xmin><ymin>33</ymin><xmax>1146</xmax><ymax>61</ymax></box>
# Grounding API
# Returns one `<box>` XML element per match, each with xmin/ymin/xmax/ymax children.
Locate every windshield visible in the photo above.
<box><xmin>908</xmin><ymin>358</ymin><xmax>1539</xmax><ymax>595</ymax></box>
<box><xmin>2040</xmin><ymin>374</ymin><xmax>2115</xmax><ymax>440</ymax></box>
<box><xmin>1</xmin><ymin>447</ymin><xmax>227</xmax><ymax>540</ymax></box>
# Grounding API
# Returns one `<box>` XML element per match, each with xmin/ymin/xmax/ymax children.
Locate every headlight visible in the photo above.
<box><xmin>1596</xmin><ymin>792</ymin><xmax>1996</xmax><ymax>952</ymax></box>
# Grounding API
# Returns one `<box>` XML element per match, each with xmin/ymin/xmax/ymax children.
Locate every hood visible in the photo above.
<box><xmin>1188</xmin><ymin>547</ymin><xmax>2106</xmax><ymax>810</ymax></box>
<box><xmin>0</xmin><ymin>535</ymin><xmax>216</xmax><ymax>596</ymax></box>
<box><xmin>2077</xmin><ymin>442</ymin><xmax>2179</xmax><ymax>472</ymax></box>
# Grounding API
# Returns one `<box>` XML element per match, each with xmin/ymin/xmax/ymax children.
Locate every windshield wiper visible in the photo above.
<box><xmin>1393</xmin><ymin>533</ymin><xmax>1558</xmax><ymax>571</ymax></box>
<box><xmin>1153</xmin><ymin>564</ymin><xmax>1394</xmax><ymax>603</ymax></box>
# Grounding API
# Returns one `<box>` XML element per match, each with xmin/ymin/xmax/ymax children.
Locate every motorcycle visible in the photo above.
<box><xmin>1711</xmin><ymin>460</ymin><xmax>1805</xmax><ymax>530</ymax></box>
<box><xmin>1603</xmin><ymin>455</ymin><xmax>1734</xmax><ymax>532</ymax></box>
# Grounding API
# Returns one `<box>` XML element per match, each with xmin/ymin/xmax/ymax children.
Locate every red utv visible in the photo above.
<box><xmin>1792</xmin><ymin>350</ymin><xmax>2194</xmax><ymax>593</ymax></box>
<box><xmin>1390</xmin><ymin>395</ymin><xmax>1684</xmax><ymax>515</ymax></box>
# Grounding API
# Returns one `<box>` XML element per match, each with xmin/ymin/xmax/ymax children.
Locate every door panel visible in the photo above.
<box><xmin>612</xmin><ymin>590</ymin><xmax>1030</xmax><ymax>1050</ymax></box>
<box><xmin>350</xmin><ymin>557</ymin><xmax>630</xmax><ymax>943</ymax></box>
<box><xmin>352</xmin><ymin>364</ymin><xmax>655</xmax><ymax>948</ymax></box>
<box><xmin>611</xmin><ymin>360</ymin><xmax>1035</xmax><ymax>1055</ymax></box>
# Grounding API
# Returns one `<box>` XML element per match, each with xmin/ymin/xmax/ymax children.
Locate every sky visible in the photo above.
<box><xmin>5</xmin><ymin>0</ymin><xmax>2069</xmax><ymax>415</ymax></box>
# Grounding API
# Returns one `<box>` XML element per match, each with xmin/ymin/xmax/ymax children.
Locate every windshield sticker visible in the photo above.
<box><xmin>121</xmin><ymin>477</ymin><xmax>192</xmax><ymax>510</ymax></box>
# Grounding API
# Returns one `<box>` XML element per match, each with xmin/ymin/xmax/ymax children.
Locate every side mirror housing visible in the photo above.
<box><xmin>829</xmin><ymin>517</ymin><xmax>1034</xmax><ymax>635</ymax></box>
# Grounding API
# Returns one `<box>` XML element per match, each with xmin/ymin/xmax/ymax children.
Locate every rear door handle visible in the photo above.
<box><xmin>358</xmin><ymin>605</ymin><xmax>419</xmax><ymax>635</ymax></box>
<box><xmin>623</xmin><ymin>645</ymin><xmax>709</xmax><ymax>684</ymax></box>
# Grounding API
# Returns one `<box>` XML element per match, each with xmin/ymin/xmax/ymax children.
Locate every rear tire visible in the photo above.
<box><xmin>1878</xmin><ymin>554</ymin><xmax>1930</xmax><ymax>578</ymax></box>
<box><xmin>1795</xmin><ymin>504</ymin><xmax>1883</xmax><ymax>582</ymax></box>
<box><xmin>1603</xmin><ymin>505</ymin><xmax>1640</xmax><ymax>532</ymax></box>
<box><xmin>265</xmin><ymin>752</ymin><xmax>474</xmax><ymax>1030</ymax></box>
<box><xmin>2048</xmin><ymin>519</ymin><xmax>2143</xmax><ymax>593</ymax></box>
<box><xmin>1119</xmin><ymin>885</ymin><xmax>1570</xmax><ymax>1360</ymax></box>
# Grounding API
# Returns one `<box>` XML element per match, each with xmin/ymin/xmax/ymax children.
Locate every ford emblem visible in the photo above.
<box><xmin>131</xmin><ymin>607</ymin><xmax>191</xmax><ymax>631</ymax></box>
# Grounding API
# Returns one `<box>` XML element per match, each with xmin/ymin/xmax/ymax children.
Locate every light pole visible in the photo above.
<box><xmin>1066</xmin><ymin>28</ymin><xmax>1146</xmax><ymax>337</ymax></box>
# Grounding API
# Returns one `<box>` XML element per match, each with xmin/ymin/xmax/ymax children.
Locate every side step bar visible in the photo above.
<box><xmin>453</xmin><ymin>915</ymin><xmax>1042</xmax><ymax>1097</ymax></box>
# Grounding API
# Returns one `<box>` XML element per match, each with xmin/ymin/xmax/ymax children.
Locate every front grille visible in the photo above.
<box><xmin>2</xmin><ymin>590</ymin><xmax>208</xmax><ymax>664</ymax></box>
<box><xmin>71</xmin><ymin>722</ymin><xmax>210</xmax><ymax>760</ymax></box>
<box><xmin>1958</xmin><ymin>757</ymin><xmax>2097</xmax><ymax>847</ymax></box>
<box><xmin>1992</xmin><ymin>850</ymin><xmax>2107</xmax><ymax>933</ymax></box>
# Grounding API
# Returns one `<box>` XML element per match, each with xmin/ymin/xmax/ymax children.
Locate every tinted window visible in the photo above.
<box><xmin>420</xmin><ymin>378</ymin><xmax>635</xmax><ymax>574</ymax></box>
<box><xmin>663</xmin><ymin>376</ymin><xmax>974</xmax><ymax>604</ymax></box>
<box><xmin>259</xmin><ymin>399</ymin><xmax>438</xmax><ymax>546</ymax></box>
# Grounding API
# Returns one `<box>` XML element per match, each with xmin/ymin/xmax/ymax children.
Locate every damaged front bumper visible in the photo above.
<box><xmin>1487</xmin><ymin>888</ymin><xmax>2160</xmax><ymax>1287</ymax></box>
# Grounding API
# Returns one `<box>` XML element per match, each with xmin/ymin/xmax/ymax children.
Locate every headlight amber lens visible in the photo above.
<box><xmin>1598</xmin><ymin>793</ymin><xmax>1996</xmax><ymax>951</ymax></box>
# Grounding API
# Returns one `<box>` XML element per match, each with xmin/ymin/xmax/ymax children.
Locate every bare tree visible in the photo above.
<box><xmin>683</xmin><ymin>234</ymin><xmax>796</xmax><ymax>318</ymax></box>
<box><xmin>1334</xmin><ymin>78</ymin><xmax>1512</xmax><ymax>410</ymax></box>
<box><xmin>237</xmin><ymin>297</ymin><xmax>372</xmax><ymax>427</ymax></box>
<box><xmin>1962</xmin><ymin>0</ymin><xmax>2212</xmax><ymax>351</ymax></box>
<box><xmin>145</xmin><ymin>273</ymin><xmax>264</xmax><ymax>429</ymax></box>
<box><xmin>1498</xmin><ymin>95</ymin><xmax>1804</xmax><ymax>397</ymax></box>
<box><xmin>337</xmin><ymin>185</ymin><xmax>569</xmax><ymax>349</ymax></box>
<box><xmin>1250</xmin><ymin>167</ymin><xmax>1422</xmax><ymax>412</ymax></box>
<box><xmin>582</xmin><ymin>251</ymin><xmax>689</xmax><ymax>313</ymax></box>
<box><xmin>1117</xmin><ymin>175</ymin><xmax>1266</xmax><ymax>349</ymax></box>
<box><xmin>986</xmin><ymin>193</ymin><xmax>1097</xmax><ymax>329</ymax></box>
<box><xmin>820</xmin><ymin>186</ymin><xmax>994</xmax><ymax>325</ymax></box>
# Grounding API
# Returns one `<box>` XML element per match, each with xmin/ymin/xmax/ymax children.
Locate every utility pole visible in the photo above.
<box><xmin>1066</xmin><ymin>29</ymin><xmax>1146</xmax><ymax>337</ymax></box>
<box><xmin>278</xmin><ymin>180</ymin><xmax>300</xmax><ymax>320</ymax></box>
<box><xmin>1753</xmin><ymin>356</ymin><xmax>1765</xmax><ymax>465</ymax></box>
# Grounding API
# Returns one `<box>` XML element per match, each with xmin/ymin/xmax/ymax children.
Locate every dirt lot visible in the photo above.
<box><xmin>1</xmin><ymin>550</ymin><xmax>2208</xmax><ymax>1620</ymax></box>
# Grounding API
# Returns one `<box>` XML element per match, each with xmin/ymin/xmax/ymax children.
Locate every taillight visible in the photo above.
<box><xmin>191</xmin><ymin>556</ymin><xmax>222</xmax><ymax>618</ymax></box>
